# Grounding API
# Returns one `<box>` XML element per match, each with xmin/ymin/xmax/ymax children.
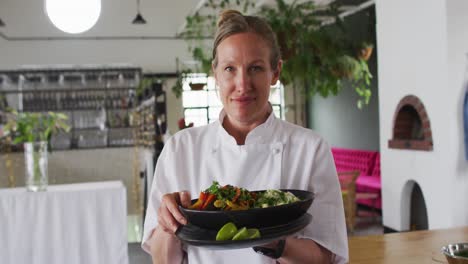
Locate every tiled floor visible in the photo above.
<box><xmin>128</xmin><ymin>243</ymin><xmax>151</xmax><ymax>264</ymax></box>
<box><xmin>351</xmin><ymin>208</ymin><xmax>384</xmax><ymax>236</ymax></box>
<box><xmin>127</xmin><ymin>214</ymin><xmax>152</xmax><ymax>264</ymax></box>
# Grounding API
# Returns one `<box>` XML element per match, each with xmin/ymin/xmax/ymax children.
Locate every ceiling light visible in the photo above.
<box><xmin>45</xmin><ymin>0</ymin><xmax>101</xmax><ymax>34</ymax></box>
<box><xmin>132</xmin><ymin>0</ymin><xmax>146</xmax><ymax>25</ymax></box>
<box><xmin>132</xmin><ymin>13</ymin><xmax>146</xmax><ymax>25</ymax></box>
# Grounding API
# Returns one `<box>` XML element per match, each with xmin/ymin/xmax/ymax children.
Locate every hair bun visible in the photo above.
<box><xmin>217</xmin><ymin>9</ymin><xmax>243</xmax><ymax>28</ymax></box>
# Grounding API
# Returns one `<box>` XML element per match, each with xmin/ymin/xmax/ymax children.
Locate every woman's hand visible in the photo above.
<box><xmin>149</xmin><ymin>226</ymin><xmax>185</xmax><ymax>264</ymax></box>
<box><xmin>157</xmin><ymin>191</ymin><xmax>192</xmax><ymax>233</ymax></box>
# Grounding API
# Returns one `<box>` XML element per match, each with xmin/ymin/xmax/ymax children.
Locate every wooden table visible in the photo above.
<box><xmin>349</xmin><ymin>226</ymin><xmax>468</xmax><ymax>264</ymax></box>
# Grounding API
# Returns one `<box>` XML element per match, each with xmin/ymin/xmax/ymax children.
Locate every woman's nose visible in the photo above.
<box><xmin>235</xmin><ymin>70</ymin><xmax>251</xmax><ymax>93</ymax></box>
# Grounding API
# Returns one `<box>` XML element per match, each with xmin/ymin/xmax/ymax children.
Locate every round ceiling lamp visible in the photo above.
<box><xmin>45</xmin><ymin>0</ymin><xmax>101</xmax><ymax>34</ymax></box>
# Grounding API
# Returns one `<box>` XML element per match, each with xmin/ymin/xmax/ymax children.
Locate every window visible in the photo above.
<box><xmin>182</xmin><ymin>73</ymin><xmax>285</xmax><ymax>126</ymax></box>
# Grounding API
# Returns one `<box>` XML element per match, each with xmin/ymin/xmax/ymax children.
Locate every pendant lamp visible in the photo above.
<box><xmin>0</xmin><ymin>18</ymin><xmax>5</xmax><ymax>27</ymax></box>
<box><xmin>45</xmin><ymin>0</ymin><xmax>101</xmax><ymax>34</ymax></box>
<box><xmin>132</xmin><ymin>0</ymin><xmax>146</xmax><ymax>24</ymax></box>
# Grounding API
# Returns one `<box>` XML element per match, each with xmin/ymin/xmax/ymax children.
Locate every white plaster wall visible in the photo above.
<box><xmin>376</xmin><ymin>0</ymin><xmax>455</xmax><ymax>231</ymax></box>
<box><xmin>0</xmin><ymin>38</ymin><xmax>190</xmax><ymax>73</ymax></box>
<box><xmin>163</xmin><ymin>78</ymin><xmax>184</xmax><ymax>135</ymax></box>
<box><xmin>446</xmin><ymin>0</ymin><xmax>468</xmax><ymax>227</ymax></box>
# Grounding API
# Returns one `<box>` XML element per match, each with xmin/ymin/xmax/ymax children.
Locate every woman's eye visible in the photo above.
<box><xmin>250</xmin><ymin>66</ymin><xmax>263</xmax><ymax>72</ymax></box>
<box><xmin>224</xmin><ymin>66</ymin><xmax>234</xmax><ymax>72</ymax></box>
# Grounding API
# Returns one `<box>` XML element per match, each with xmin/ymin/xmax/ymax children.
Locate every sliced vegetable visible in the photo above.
<box><xmin>213</xmin><ymin>199</ymin><xmax>225</xmax><ymax>208</ymax></box>
<box><xmin>232</xmin><ymin>188</ymin><xmax>241</xmax><ymax>203</ymax></box>
<box><xmin>232</xmin><ymin>227</ymin><xmax>248</xmax><ymax>240</ymax></box>
<box><xmin>216</xmin><ymin>222</ymin><xmax>238</xmax><ymax>241</ymax></box>
<box><xmin>188</xmin><ymin>192</ymin><xmax>208</xmax><ymax>209</ymax></box>
<box><xmin>201</xmin><ymin>193</ymin><xmax>216</xmax><ymax>210</ymax></box>
<box><xmin>191</xmin><ymin>181</ymin><xmax>301</xmax><ymax>211</ymax></box>
<box><xmin>226</xmin><ymin>200</ymin><xmax>249</xmax><ymax>211</ymax></box>
<box><xmin>247</xmin><ymin>228</ymin><xmax>261</xmax><ymax>239</ymax></box>
<box><xmin>216</xmin><ymin>223</ymin><xmax>261</xmax><ymax>241</ymax></box>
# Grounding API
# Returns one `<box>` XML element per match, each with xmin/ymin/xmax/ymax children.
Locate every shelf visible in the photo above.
<box><xmin>0</xmin><ymin>66</ymin><xmax>141</xmax><ymax>75</ymax></box>
<box><xmin>21</xmin><ymin>106</ymin><xmax>133</xmax><ymax>112</ymax></box>
<box><xmin>74</xmin><ymin>127</ymin><xmax>102</xmax><ymax>131</ymax></box>
<box><xmin>73</xmin><ymin>126</ymin><xmax>133</xmax><ymax>131</ymax></box>
<box><xmin>108</xmin><ymin>126</ymin><xmax>135</xmax><ymax>129</ymax></box>
<box><xmin>1</xmin><ymin>66</ymin><xmax>141</xmax><ymax>151</ymax></box>
<box><xmin>1</xmin><ymin>87</ymin><xmax>136</xmax><ymax>94</ymax></box>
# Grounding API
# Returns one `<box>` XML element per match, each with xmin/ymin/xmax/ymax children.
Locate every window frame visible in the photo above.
<box><xmin>182</xmin><ymin>73</ymin><xmax>285</xmax><ymax>126</ymax></box>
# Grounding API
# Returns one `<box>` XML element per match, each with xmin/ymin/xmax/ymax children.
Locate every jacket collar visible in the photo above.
<box><xmin>216</xmin><ymin>105</ymin><xmax>276</xmax><ymax>146</ymax></box>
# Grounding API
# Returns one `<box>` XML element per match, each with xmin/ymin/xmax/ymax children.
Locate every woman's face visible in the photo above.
<box><xmin>213</xmin><ymin>32</ymin><xmax>281</xmax><ymax>126</ymax></box>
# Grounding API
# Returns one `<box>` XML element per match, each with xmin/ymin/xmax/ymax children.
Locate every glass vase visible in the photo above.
<box><xmin>24</xmin><ymin>141</ymin><xmax>48</xmax><ymax>192</ymax></box>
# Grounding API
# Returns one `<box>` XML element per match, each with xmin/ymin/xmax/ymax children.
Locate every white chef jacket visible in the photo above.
<box><xmin>142</xmin><ymin>109</ymin><xmax>349</xmax><ymax>264</ymax></box>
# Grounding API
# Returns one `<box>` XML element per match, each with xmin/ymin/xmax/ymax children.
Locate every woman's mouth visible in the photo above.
<box><xmin>232</xmin><ymin>96</ymin><xmax>255</xmax><ymax>105</ymax></box>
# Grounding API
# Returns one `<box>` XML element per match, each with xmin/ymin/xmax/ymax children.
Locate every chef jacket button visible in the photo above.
<box><xmin>273</xmin><ymin>148</ymin><xmax>281</xmax><ymax>154</ymax></box>
<box><xmin>211</xmin><ymin>149</ymin><xmax>217</xmax><ymax>154</ymax></box>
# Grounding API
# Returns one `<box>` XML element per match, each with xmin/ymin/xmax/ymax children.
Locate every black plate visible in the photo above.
<box><xmin>179</xmin><ymin>189</ymin><xmax>314</xmax><ymax>230</ymax></box>
<box><xmin>176</xmin><ymin>213</ymin><xmax>312</xmax><ymax>250</ymax></box>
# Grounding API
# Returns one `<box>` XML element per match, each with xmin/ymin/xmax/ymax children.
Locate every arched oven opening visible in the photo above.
<box><xmin>388</xmin><ymin>95</ymin><xmax>433</xmax><ymax>151</ymax></box>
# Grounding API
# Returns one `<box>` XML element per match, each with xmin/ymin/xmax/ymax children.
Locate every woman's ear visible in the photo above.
<box><xmin>271</xmin><ymin>60</ymin><xmax>283</xmax><ymax>85</ymax></box>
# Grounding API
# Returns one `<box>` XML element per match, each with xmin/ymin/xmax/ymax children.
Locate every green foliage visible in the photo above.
<box><xmin>171</xmin><ymin>74</ymin><xmax>184</xmax><ymax>99</ymax></box>
<box><xmin>171</xmin><ymin>69</ymin><xmax>192</xmax><ymax>98</ymax></box>
<box><xmin>137</xmin><ymin>77</ymin><xmax>159</xmax><ymax>96</ymax></box>
<box><xmin>136</xmin><ymin>78</ymin><xmax>151</xmax><ymax>96</ymax></box>
<box><xmin>178</xmin><ymin>0</ymin><xmax>374</xmax><ymax>108</ymax></box>
<box><xmin>3</xmin><ymin>110</ymin><xmax>70</xmax><ymax>147</ymax></box>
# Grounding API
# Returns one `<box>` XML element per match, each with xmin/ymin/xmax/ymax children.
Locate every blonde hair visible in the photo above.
<box><xmin>212</xmin><ymin>10</ymin><xmax>281</xmax><ymax>70</ymax></box>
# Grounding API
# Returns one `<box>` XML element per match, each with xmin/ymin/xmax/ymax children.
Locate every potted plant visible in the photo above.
<box><xmin>136</xmin><ymin>77</ymin><xmax>153</xmax><ymax>101</ymax></box>
<box><xmin>3</xmin><ymin>110</ymin><xmax>70</xmax><ymax>191</ymax></box>
<box><xmin>136</xmin><ymin>77</ymin><xmax>165</xmax><ymax>103</ymax></box>
<box><xmin>358</xmin><ymin>42</ymin><xmax>374</xmax><ymax>61</ymax></box>
<box><xmin>171</xmin><ymin>57</ymin><xmax>210</xmax><ymax>97</ymax></box>
<box><xmin>179</xmin><ymin>0</ymin><xmax>374</xmax><ymax>108</ymax></box>
<box><xmin>171</xmin><ymin>68</ymin><xmax>190</xmax><ymax>98</ymax></box>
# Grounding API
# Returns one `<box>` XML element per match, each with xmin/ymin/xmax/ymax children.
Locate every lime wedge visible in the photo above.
<box><xmin>247</xmin><ymin>228</ymin><xmax>261</xmax><ymax>239</ymax></box>
<box><xmin>216</xmin><ymin>222</ymin><xmax>238</xmax><ymax>241</ymax></box>
<box><xmin>232</xmin><ymin>227</ymin><xmax>248</xmax><ymax>240</ymax></box>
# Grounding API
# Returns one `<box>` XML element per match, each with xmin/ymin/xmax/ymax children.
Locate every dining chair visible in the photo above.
<box><xmin>338</xmin><ymin>170</ymin><xmax>360</xmax><ymax>233</ymax></box>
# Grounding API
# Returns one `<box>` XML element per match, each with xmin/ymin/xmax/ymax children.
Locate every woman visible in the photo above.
<box><xmin>142</xmin><ymin>10</ymin><xmax>348</xmax><ymax>264</ymax></box>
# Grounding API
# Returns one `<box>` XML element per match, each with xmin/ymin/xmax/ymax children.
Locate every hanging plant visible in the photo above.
<box><xmin>178</xmin><ymin>0</ymin><xmax>374</xmax><ymax>108</ymax></box>
<box><xmin>171</xmin><ymin>69</ymin><xmax>192</xmax><ymax>98</ymax></box>
<box><xmin>189</xmin><ymin>83</ymin><xmax>206</xmax><ymax>91</ymax></box>
<box><xmin>137</xmin><ymin>77</ymin><xmax>166</xmax><ymax>103</ymax></box>
<box><xmin>358</xmin><ymin>42</ymin><xmax>374</xmax><ymax>61</ymax></box>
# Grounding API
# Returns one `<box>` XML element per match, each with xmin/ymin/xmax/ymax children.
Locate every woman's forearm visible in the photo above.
<box><xmin>149</xmin><ymin>226</ymin><xmax>185</xmax><ymax>264</ymax></box>
<box><xmin>279</xmin><ymin>238</ymin><xmax>332</xmax><ymax>264</ymax></box>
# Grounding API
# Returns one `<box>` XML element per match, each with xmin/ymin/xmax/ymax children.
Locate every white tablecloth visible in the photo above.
<box><xmin>0</xmin><ymin>181</ymin><xmax>128</xmax><ymax>264</ymax></box>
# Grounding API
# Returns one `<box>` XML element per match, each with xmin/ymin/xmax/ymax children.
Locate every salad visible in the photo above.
<box><xmin>188</xmin><ymin>181</ymin><xmax>301</xmax><ymax>211</ymax></box>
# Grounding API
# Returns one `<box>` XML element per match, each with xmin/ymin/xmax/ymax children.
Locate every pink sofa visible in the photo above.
<box><xmin>331</xmin><ymin>148</ymin><xmax>381</xmax><ymax>209</ymax></box>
